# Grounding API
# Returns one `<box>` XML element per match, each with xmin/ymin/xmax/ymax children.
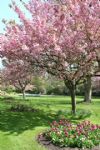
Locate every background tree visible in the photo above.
<box><xmin>32</xmin><ymin>76</ymin><xmax>46</xmax><ymax>94</ymax></box>
<box><xmin>92</xmin><ymin>75</ymin><xmax>100</xmax><ymax>96</ymax></box>
<box><xmin>84</xmin><ymin>60</ymin><xmax>100</xmax><ymax>103</ymax></box>
<box><xmin>1</xmin><ymin>61</ymin><xmax>33</xmax><ymax>99</ymax></box>
<box><xmin>84</xmin><ymin>76</ymin><xmax>92</xmax><ymax>102</ymax></box>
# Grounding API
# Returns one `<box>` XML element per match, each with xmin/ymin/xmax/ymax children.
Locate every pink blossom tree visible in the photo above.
<box><xmin>0</xmin><ymin>0</ymin><xmax>100</xmax><ymax>113</ymax></box>
<box><xmin>1</xmin><ymin>60</ymin><xmax>33</xmax><ymax>99</ymax></box>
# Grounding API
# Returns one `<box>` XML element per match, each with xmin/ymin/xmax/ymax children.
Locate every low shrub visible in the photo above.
<box><xmin>45</xmin><ymin>120</ymin><xmax>100</xmax><ymax>149</ymax></box>
<box><xmin>10</xmin><ymin>104</ymin><xmax>38</xmax><ymax>112</ymax></box>
<box><xmin>56</xmin><ymin>109</ymin><xmax>91</xmax><ymax>120</ymax></box>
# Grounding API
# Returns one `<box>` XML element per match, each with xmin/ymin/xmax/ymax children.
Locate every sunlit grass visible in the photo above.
<box><xmin>0</xmin><ymin>95</ymin><xmax>99</xmax><ymax>150</ymax></box>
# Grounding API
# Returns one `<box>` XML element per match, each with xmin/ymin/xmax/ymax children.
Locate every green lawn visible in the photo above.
<box><xmin>0</xmin><ymin>95</ymin><xmax>100</xmax><ymax>150</ymax></box>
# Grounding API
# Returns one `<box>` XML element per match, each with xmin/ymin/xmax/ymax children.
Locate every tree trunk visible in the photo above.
<box><xmin>69</xmin><ymin>84</ymin><xmax>76</xmax><ymax>114</ymax></box>
<box><xmin>65</xmin><ymin>81</ymin><xmax>76</xmax><ymax>114</ymax></box>
<box><xmin>84</xmin><ymin>76</ymin><xmax>92</xmax><ymax>102</ymax></box>
<box><xmin>22</xmin><ymin>90</ymin><xmax>25</xmax><ymax>100</ymax></box>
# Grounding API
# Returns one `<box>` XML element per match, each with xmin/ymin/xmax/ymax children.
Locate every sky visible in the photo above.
<box><xmin>0</xmin><ymin>0</ymin><xmax>29</xmax><ymax>32</ymax></box>
<box><xmin>0</xmin><ymin>0</ymin><xmax>29</xmax><ymax>68</ymax></box>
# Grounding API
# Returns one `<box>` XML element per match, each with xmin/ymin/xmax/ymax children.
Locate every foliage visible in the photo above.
<box><xmin>1</xmin><ymin>61</ymin><xmax>33</xmax><ymax>97</ymax></box>
<box><xmin>45</xmin><ymin>76</ymin><xmax>67</xmax><ymax>95</ymax></box>
<box><xmin>0</xmin><ymin>0</ymin><xmax>100</xmax><ymax>113</ymax></box>
<box><xmin>32</xmin><ymin>76</ymin><xmax>46</xmax><ymax>94</ymax></box>
<box><xmin>1</xmin><ymin>0</ymin><xmax>99</xmax><ymax>80</ymax></box>
<box><xmin>10</xmin><ymin>103</ymin><xmax>38</xmax><ymax>112</ymax></box>
<box><xmin>56</xmin><ymin>109</ymin><xmax>92</xmax><ymax>120</ymax></box>
<box><xmin>46</xmin><ymin>120</ymin><xmax>100</xmax><ymax>149</ymax></box>
<box><xmin>1</xmin><ymin>85</ymin><xmax>15</xmax><ymax>94</ymax></box>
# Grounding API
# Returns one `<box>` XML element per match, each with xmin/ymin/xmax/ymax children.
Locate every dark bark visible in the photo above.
<box><xmin>84</xmin><ymin>76</ymin><xmax>92</xmax><ymax>102</ymax></box>
<box><xmin>65</xmin><ymin>80</ymin><xmax>76</xmax><ymax>114</ymax></box>
<box><xmin>69</xmin><ymin>84</ymin><xmax>76</xmax><ymax>114</ymax></box>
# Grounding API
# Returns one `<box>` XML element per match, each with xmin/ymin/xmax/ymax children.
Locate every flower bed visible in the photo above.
<box><xmin>45</xmin><ymin>120</ymin><xmax>100</xmax><ymax>149</ymax></box>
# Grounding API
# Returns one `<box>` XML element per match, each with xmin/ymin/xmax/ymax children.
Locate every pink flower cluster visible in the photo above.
<box><xmin>76</xmin><ymin>121</ymin><xmax>100</xmax><ymax>136</ymax></box>
<box><xmin>51</xmin><ymin>119</ymin><xmax>71</xmax><ymax>127</ymax></box>
<box><xmin>46</xmin><ymin>120</ymin><xmax>100</xmax><ymax>148</ymax></box>
<box><xmin>49</xmin><ymin>120</ymin><xmax>100</xmax><ymax>138</ymax></box>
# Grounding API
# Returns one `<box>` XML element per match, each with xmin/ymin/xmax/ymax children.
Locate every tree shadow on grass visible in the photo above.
<box><xmin>0</xmin><ymin>107</ymin><xmax>92</xmax><ymax>135</ymax></box>
<box><xmin>0</xmin><ymin>109</ymin><xmax>62</xmax><ymax>135</ymax></box>
<box><xmin>0</xmin><ymin>96</ymin><xmax>93</xmax><ymax>135</ymax></box>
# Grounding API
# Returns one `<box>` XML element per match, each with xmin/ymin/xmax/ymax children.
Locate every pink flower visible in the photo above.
<box><xmin>64</xmin><ymin>131</ymin><xmax>68</xmax><ymax>137</ymax></box>
<box><xmin>91</xmin><ymin>125</ymin><xmax>97</xmax><ymax>130</ymax></box>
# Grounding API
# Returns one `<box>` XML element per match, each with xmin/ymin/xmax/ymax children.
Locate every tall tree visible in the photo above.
<box><xmin>84</xmin><ymin>57</ymin><xmax>100</xmax><ymax>102</ymax></box>
<box><xmin>0</xmin><ymin>0</ymin><xmax>100</xmax><ymax>114</ymax></box>
<box><xmin>84</xmin><ymin>76</ymin><xmax>92</xmax><ymax>102</ymax></box>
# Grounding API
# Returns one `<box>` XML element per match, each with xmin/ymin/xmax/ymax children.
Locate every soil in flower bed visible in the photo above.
<box><xmin>38</xmin><ymin>134</ymin><xmax>100</xmax><ymax>150</ymax></box>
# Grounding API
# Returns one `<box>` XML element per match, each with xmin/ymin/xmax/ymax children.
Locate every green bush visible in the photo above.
<box><xmin>4</xmin><ymin>85</ymin><xmax>15</xmax><ymax>93</ymax></box>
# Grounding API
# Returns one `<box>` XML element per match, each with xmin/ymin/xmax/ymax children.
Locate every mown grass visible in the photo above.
<box><xmin>0</xmin><ymin>95</ymin><xmax>100</xmax><ymax>150</ymax></box>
